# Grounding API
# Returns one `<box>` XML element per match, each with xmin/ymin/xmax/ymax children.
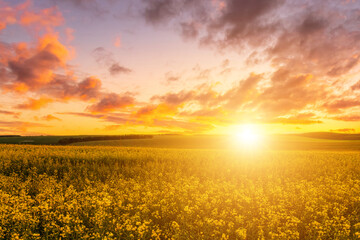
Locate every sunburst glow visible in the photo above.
<box><xmin>234</xmin><ymin>124</ymin><xmax>263</xmax><ymax>148</ymax></box>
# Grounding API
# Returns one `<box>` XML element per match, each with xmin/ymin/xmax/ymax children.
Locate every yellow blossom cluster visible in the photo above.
<box><xmin>0</xmin><ymin>145</ymin><xmax>359</xmax><ymax>239</ymax></box>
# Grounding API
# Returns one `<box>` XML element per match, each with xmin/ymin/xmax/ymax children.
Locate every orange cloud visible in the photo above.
<box><xmin>5</xmin><ymin>33</ymin><xmax>69</xmax><ymax>92</ymax></box>
<box><xmin>134</xmin><ymin>104</ymin><xmax>179</xmax><ymax>123</ymax></box>
<box><xmin>86</xmin><ymin>93</ymin><xmax>135</xmax><ymax>113</ymax></box>
<box><xmin>0</xmin><ymin>0</ymin><xmax>25</xmax><ymax>32</ymax></box>
<box><xmin>63</xmin><ymin>110</ymin><xmax>214</xmax><ymax>133</ymax></box>
<box><xmin>0</xmin><ymin>9</ymin><xmax>16</xmax><ymax>31</ymax></box>
<box><xmin>0</xmin><ymin>1</ymin><xmax>63</xmax><ymax>34</ymax></box>
<box><xmin>267</xmin><ymin>117</ymin><xmax>323</xmax><ymax>125</ymax></box>
<box><xmin>140</xmin><ymin>0</ymin><xmax>360</xmax><ymax>129</ymax></box>
<box><xmin>1</xmin><ymin>28</ymin><xmax>107</xmax><ymax>108</ymax></box>
<box><xmin>333</xmin><ymin>115</ymin><xmax>360</xmax><ymax>122</ymax></box>
<box><xmin>77</xmin><ymin>76</ymin><xmax>102</xmax><ymax>100</ymax></box>
<box><xmin>330</xmin><ymin>128</ymin><xmax>356</xmax><ymax>133</ymax></box>
<box><xmin>323</xmin><ymin>99</ymin><xmax>360</xmax><ymax>113</ymax></box>
<box><xmin>20</xmin><ymin>6</ymin><xmax>63</xmax><ymax>30</ymax></box>
<box><xmin>1</xmin><ymin>32</ymin><xmax>132</xmax><ymax>111</ymax></box>
<box><xmin>16</xmin><ymin>96</ymin><xmax>53</xmax><ymax>110</ymax></box>
<box><xmin>0</xmin><ymin>110</ymin><xmax>20</xmax><ymax>118</ymax></box>
<box><xmin>41</xmin><ymin>114</ymin><xmax>61</xmax><ymax>121</ymax></box>
<box><xmin>0</xmin><ymin>120</ymin><xmax>48</xmax><ymax>132</ymax></box>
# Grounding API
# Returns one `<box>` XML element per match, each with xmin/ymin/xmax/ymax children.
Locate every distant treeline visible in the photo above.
<box><xmin>57</xmin><ymin>135</ymin><xmax>153</xmax><ymax>145</ymax></box>
<box><xmin>0</xmin><ymin>135</ymin><xmax>21</xmax><ymax>138</ymax></box>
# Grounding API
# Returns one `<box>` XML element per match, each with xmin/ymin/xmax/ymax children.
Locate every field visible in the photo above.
<box><xmin>71</xmin><ymin>134</ymin><xmax>360</xmax><ymax>151</ymax></box>
<box><xmin>1</xmin><ymin>141</ymin><xmax>360</xmax><ymax>239</ymax></box>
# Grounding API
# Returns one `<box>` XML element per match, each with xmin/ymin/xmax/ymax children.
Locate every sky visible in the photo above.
<box><xmin>0</xmin><ymin>0</ymin><xmax>360</xmax><ymax>135</ymax></box>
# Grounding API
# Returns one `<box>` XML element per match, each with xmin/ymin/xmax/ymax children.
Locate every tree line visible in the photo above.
<box><xmin>57</xmin><ymin>135</ymin><xmax>153</xmax><ymax>145</ymax></box>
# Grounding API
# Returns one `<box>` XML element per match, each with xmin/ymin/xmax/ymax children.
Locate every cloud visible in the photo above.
<box><xmin>86</xmin><ymin>93</ymin><xmax>135</xmax><ymax>113</ymax></box>
<box><xmin>109</xmin><ymin>63</ymin><xmax>132</xmax><ymax>75</ymax></box>
<box><xmin>251</xmin><ymin>70</ymin><xmax>325</xmax><ymax>117</ymax></box>
<box><xmin>92</xmin><ymin>47</ymin><xmax>132</xmax><ymax>76</ymax></box>
<box><xmin>268</xmin><ymin>3</ymin><xmax>360</xmax><ymax>78</ymax></box>
<box><xmin>333</xmin><ymin>115</ymin><xmax>360</xmax><ymax>122</ymax></box>
<box><xmin>143</xmin><ymin>71</ymin><xmax>328</xmax><ymax>126</ymax></box>
<box><xmin>41</xmin><ymin>114</ymin><xmax>61</xmax><ymax>121</ymax></box>
<box><xmin>0</xmin><ymin>0</ymin><xmax>64</xmax><ymax>35</ymax></box>
<box><xmin>221</xmin><ymin>73</ymin><xmax>262</xmax><ymax>110</ymax></box>
<box><xmin>143</xmin><ymin>0</ymin><xmax>178</xmax><ymax>25</ymax></box>
<box><xmin>5</xmin><ymin>33</ymin><xmax>69</xmax><ymax>92</ymax></box>
<box><xmin>330</xmin><ymin>128</ymin><xmax>356</xmax><ymax>133</ymax></box>
<box><xmin>76</xmin><ymin>76</ymin><xmax>102</xmax><ymax>100</ymax></box>
<box><xmin>62</xmin><ymin>110</ymin><xmax>214</xmax><ymax>132</ymax></box>
<box><xmin>0</xmin><ymin>120</ymin><xmax>49</xmax><ymax>132</ymax></box>
<box><xmin>0</xmin><ymin>0</ymin><xmax>30</xmax><ymax>32</ymax></box>
<box><xmin>16</xmin><ymin>96</ymin><xmax>53</xmax><ymax>110</ymax></box>
<box><xmin>351</xmin><ymin>80</ymin><xmax>360</xmax><ymax>91</ymax></box>
<box><xmin>0</xmin><ymin>8</ymin><xmax>128</xmax><ymax>111</ymax></box>
<box><xmin>0</xmin><ymin>127</ymin><xmax>42</xmax><ymax>135</ymax></box>
<box><xmin>61</xmin><ymin>111</ymin><xmax>138</xmax><ymax>125</ymax></box>
<box><xmin>323</xmin><ymin>99</ymin><xmax>360</xmax><ymax>113</ymax></box>
<box><xmin>142</xmin><ymin>0</ymin><xmax>283</xmax><ymax>46</ymax></box>
<box><xmin>92</xmin><ymin>47</ymin><xmax>112</xmax><ymax>65</ymax></box>
<box><xmin>151</xmin><ymin>90</ymin><xmax>195</xmax><ymax>106</ymax></box>
<box><xmin>2</xmin><ymin>0</ymin><xmax>360</xmax><ymax>134</ymax></box>
<box><xmin>141</xmin><ymin>0</ymin><xmax>360</xmax><ymax>125</ymax></box>
<box><xmin>180</xmin><ymin>21</ymin><xmax>200</xmax><ymax>40</ymax></box>
<box><xmin>20</xmin><ymin>6</ymin><xmax>64</xmax><ymax>31</ymax></box>
<box><xmin>103</xmin><ymin>124</ymin><xmax>122</xmax><ymax>131</ymax></box>
<box><xmin>165</xmin><ymin>72</ymin><xmax>181</xmax><ymax>83</ymax></box>
<box><xmin>135</xmin><ymin>104</ymin><xmax>158</xmax><ymax>116</ymax></box>
<box><xmin>267</xmin><ymin>117</ymin><xmax>323</xmax><ymax>125</ymax></box>
<box><xmin>207</xmin><ymin>0</ymin><xmax>283</xmax><ymax>47</ymax></box>
<box><xmin>0</xmin><ymin>110</ymin><xmax>20</xmax><ymax>118</ymax></box>
<box><xmin>37</xmin><ymin>75</ymin><xmax>103</xmax><ymax>102</ymax></box>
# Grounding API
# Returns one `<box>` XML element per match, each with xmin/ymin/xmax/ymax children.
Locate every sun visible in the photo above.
<box><xmin>234</xmin><ymin>124</ymin><xmax>263</xmax><ymax>148</ymax></box>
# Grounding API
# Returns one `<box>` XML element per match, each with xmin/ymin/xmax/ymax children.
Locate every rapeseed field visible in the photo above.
<box><xmin>0</xmin><ymin>145</ymin><xmax>359</xmax><ymax>239</ymax></box>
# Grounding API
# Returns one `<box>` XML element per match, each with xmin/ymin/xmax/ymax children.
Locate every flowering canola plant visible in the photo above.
<box><xmin>0</xmin><ymin>145</ymin><xmax>359</xmax><ymax>239</ymax></box>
